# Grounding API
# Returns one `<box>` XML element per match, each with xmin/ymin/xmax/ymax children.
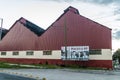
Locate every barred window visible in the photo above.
<box><xmin>89</xmin><ymin>49</ymin><xmax>101</xmax><ymax>55</ymax></box>
<box><xmin>1</xmin><ymin>52</ymin><xmax>6</xmax><ymax>55</ymax></box>
<box><xmin>13</xmin><ymin>51</ymin><xmax>19</xmax><ymax>55</ymax></box>
<box><xmin>43</xmin><ymin>51</ymin><xmax>52</xmax><ymax>55</ymax></box>
<box><xmin>26</xmin><ymin>51</ymin><xmax>34</xmax><ymax>55</ymax></box>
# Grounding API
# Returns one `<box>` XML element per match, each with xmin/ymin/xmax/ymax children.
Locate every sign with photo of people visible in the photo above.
<box><xmin>61</xmin><ymin>46</ymin><xmax>89</xmax><ymax>61</ymax></box>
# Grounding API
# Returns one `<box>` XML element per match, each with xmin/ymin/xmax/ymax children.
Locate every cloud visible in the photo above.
<box><xmin>38</xmin><ymin>0</ymin><xmax>74</xmax><ymax>3</ymax></box>
<box><xmin>44</xmin><ymin>0</ymin><xmax>120</xmax><ymax>4</ymax></box>
<box><xmin>114</xmin><ymin>9</ymin><xmax>120</xmax><ymax>22</ymax></box>
<box><xmin>113</xmin><ymin>30</ymin><xmax>120</xmax><ymax>40</ymax></box>
<box><xmin>79</xmin><ymin>0</ymin><xmax>114</xmax><ymax>4</ymax></box>
<box><xmin>114</xmin><ymin>7</ymin><xmax>120</xmax><ymax>15</ymax></box>
<box><xmin>43</xmin><ymin>0</ymin><xmax>120</xmax><ymax>15</ymax></box>
<box><xmin>79</xmin><ymin>0</ymin><xmax>120</xmax><ymax>21</ymax></box>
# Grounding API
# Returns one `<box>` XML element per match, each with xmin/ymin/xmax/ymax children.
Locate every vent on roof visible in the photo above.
<box><xmin>0</xmin><ymin>28</ymin><xmax>8</xmax><ymax>39</ymax></box>
<box><xmin>25</xmin><ymin>21</ymin><xmax>45</xmax><ymax>36</ymax></box>
<box><xmin>64</xmin><ymin>6</ymin><xmax>79</xmax><ymax>14</ymax></box>
<box><xmin>19</xmin><ymin>17</ymin><xmax>45</xmax><ymax>36</ymax></box>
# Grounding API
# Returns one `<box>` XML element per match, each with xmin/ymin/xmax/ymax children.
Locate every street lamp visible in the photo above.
<box><xmin>0</xmin><ymin>18</ymin><xmax>3</xmax><ymax>41</ymax></box>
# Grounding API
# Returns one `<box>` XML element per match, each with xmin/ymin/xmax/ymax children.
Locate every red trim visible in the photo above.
<box><xmin>0</xmin><ymin>58</ymin><xmax>112</xmax><ymax>69</ymax></box>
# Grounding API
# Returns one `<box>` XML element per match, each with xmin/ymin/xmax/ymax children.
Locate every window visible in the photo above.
<box><xmin>43</xmin><ymin>51</ymin><xmax>52</xmax><ymax>55</ymax></box>
<box><xmin>26</xmin><ymin>51</ymin><xmax>34</xmax><ymax>55</ymax></box>
<box><xmin>1</xmin><ymin>52</ymin><xmax>6</xmax><ymax>55</ymax></box>
<box><xmin>13</xmin><ymin>51</ymin><xmax>19</xmax><ymax>55</ymax></box>
<box><xmin>89</xmin><ymin>49</ymin><xmax>101</xmax><ymax>55</ymax></box>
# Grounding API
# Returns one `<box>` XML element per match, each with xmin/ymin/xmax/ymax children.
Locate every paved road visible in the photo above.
<box><xmin>1</xmin><ymin>69</ymin><xmax>120</xmax><ymax>80</ymax></box>
<box><xmin>0</xmin><ymin>73</ymin><xmax>35</xmax><ymax>80</ymax></box>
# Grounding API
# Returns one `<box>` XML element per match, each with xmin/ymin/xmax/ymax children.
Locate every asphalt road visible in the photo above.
<box><xmin>1</xmin><ymin>69</ymin><xmax>120</xmax><ymax>80</ymax></box>
<box><xmin>0</xmin><ymin>73</ymin><xmax>35</xmax><ymax>80</ymax></box>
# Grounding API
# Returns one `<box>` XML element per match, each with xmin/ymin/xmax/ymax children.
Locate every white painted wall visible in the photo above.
<box><xmin>0</xmin><ymin>50</ymin><xmax>61</xmax><ymax>59</ymax></box>
<box><xmin>89</xmin><ymin>49</ymin><xmax>112</xmax><ymax>60</ymax></box>
<box><xmin>0</xmin><ymin>49</ymin><xmax>112</xmax><ymax>60</ymax></box>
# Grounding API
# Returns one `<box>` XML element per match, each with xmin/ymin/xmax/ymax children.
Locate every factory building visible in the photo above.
<box><xmin>0</xmin><ymin>6</ymin><xmax>112</xmax><ymax>69</ymax></box>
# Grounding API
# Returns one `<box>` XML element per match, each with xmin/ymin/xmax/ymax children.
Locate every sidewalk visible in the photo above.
<box><xmin>0</xmin><ymin>69</ymin><xmax>120</xmax><ymax>80</ymax></box>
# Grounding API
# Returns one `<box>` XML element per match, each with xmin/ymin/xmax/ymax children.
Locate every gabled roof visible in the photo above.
<box><xmin>45</xmin><ymin>6</ymin><xmax>111</xmax><ymax>32</ymax></box>
<box><xmin>19</xmin><ymin>17</ymin><xmax>45</xmax><ymax>36</ymax></box>
<box><xmin>2</xmin><ymin>17</ymin><xmax>45</xmax><ymax>39</ymax></box>
<box><xmin>0</xmin><ymin>6</ymin><xmax>111</xmax><ymax>51</ymax></box>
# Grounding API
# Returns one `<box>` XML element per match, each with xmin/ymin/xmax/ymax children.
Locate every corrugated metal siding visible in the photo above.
<box><xmin>38</xmin><ymin>10</ymin><xmax>111</xmax><ymax>50</ymax></box>
<box><xmin>0</xmin><ymin>21</ymin><xmax>38</xmax><ymax>51</ymax></box>
<box><xmin>0</xmin><ymin>7</ymin><xmax>111</xmax><ymax>51</ymax></box>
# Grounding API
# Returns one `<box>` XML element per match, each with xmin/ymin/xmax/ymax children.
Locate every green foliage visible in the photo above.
<box><xmin>0</xmin><ymin>62</ymin><xmax>33</xmax><ymax>68</ymax></box>
<box><xmin>42</xmin><ymin>78</ymin><xmax>46</xmax><ymax>80</ymax></box>
<box><xmin>33</xmin><ymin>64</ymin><xmax>63</xmax><ymax>69</ymax></box>
<box><xmin>0</xmin><ymin>62</ymin><xmax>110</xmax><ymax>70</ymax></box>
<box><xmin>113</xmin><ymin>49</ymin><xmax>120</xmax><ymax>63</ymax></box>
<box><xmin>0</xmin><ymin>62</ymin><xmax>62</xmax><ymax>69</ymax></box>
<box><xmin>0</xmin><ymin>62</ymin><xmax>18</xmax><ymax>68</ymax></box>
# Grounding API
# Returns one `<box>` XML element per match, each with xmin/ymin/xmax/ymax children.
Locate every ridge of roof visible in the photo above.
<box><xmin>56</xmin><ymin>6</ymin><xmax>79</xmax><ymax>22</ymax></box>
<box><xmin>44</xmin><ymin>6</ymin><xmax>111</xmax><ymax>32</ymax></box>
<box><xmin>44</xmin><ymin>6</ymin><xmax>77</xmax><ymax>32</ymax></box>
<box><xmin>64</xmin><ymin>6</ymin><xmax>80</xmax><ymax>15</ymax></box>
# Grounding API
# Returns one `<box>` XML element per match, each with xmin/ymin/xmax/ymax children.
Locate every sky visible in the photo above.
<box><xmin>0</xmin><ymin>0</ymin><xmax>120</xmax><ymax>52</ymax></box>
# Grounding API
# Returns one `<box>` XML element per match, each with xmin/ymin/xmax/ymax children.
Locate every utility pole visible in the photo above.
<box><xmin>64</xmin><ymin>16</ymin><xmax>67</xmax><ymax>60</ymax></box>
<box><xmin>0</xmin><ymin>18</ymin><xmax>3</xmax><ymax>41</ymax></box>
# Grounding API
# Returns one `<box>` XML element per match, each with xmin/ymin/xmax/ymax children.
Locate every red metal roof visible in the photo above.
<box><xmin>0</xmin><ymin>18</ymin><xmax>41</xmax><ymax>51</ymax></box>
<box><xmin>0</xmin><ymin>6</ymin><xmax>111</xmax><ymax>51</ymax></box>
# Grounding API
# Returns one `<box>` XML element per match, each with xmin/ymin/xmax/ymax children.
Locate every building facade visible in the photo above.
<box><xmin>0</xmin><ymin>6</ymin><xmax>112</xmax><ymax>69</ymax></box>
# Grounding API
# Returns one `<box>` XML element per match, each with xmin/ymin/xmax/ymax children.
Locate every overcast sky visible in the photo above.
<box><xmin>0</xmin><ymin>0</ymin><xmax>120</xmax><ymax>51</ymax></box>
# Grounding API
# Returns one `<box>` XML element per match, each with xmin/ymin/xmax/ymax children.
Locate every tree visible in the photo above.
<box><xmin>113</xmin><ymin>49</ymin><xmax>120</xmax><ymax>64</ymax></box>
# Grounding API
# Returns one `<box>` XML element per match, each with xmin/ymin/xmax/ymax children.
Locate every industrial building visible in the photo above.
<box><xmin>0</xmin><ymin>6</ymin><xmax>112</xmax><ymax>69</ymax></box>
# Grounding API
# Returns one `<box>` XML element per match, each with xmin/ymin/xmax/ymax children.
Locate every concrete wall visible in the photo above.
<box><xmin>0</xmin><ymin>49</ymin><xmax>112</xmax><ymax>60</ymax></box>
<box><xmin>0</xmin><ymin>49</ymin><xmax>112</xmax><ymax>69</ymax></box>
<box><xmin>0</xmin><ymin>50</ymin><xmax>61</xmax><ymax>59</ymax></box>
<box><xmin>90</xmin><ymin>49</ymin><xmax>112</xmax><ymax>60</ymax></box>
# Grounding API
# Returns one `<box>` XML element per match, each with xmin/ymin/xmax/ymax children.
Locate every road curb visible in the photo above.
<box><xmin>0</xmin><ymin>70</ymin><xmax>41</xmax><ymax>80</ymax></box>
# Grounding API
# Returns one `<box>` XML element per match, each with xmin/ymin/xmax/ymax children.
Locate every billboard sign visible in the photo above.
<box><xmin>61</xmin><ymin>46</ymin><xmax>89</xmax><ymax>61</ymax></box>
